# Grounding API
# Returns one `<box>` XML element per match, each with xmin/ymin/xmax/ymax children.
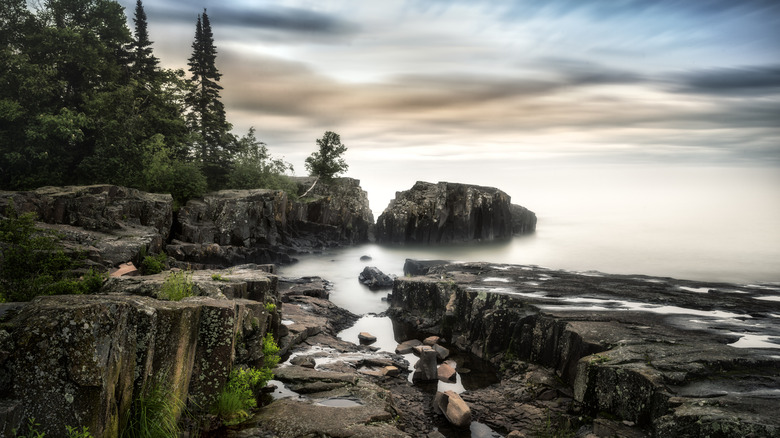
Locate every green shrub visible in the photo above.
<box><xmin>211</xmin><ymin>273</ymin><xmax>228</xmax><ymax>282</ymax></box>
<box><xmin>141</xmin><ymin>252</ymin><xmax>167</xmax><ymax>275</ymax></box>
<box><xmin>121</xmin><ymin>383</ymin><xmax>183</xmax><ymax>438</ymax></box>
<box><xmin>65</xmin><ymin>425</ymin><xmax>93</xmax><ymax>438</ymax></box>
<box><xmin>142</xmin><ymin>140</ymin><xmax>208</xmax><ymax>208</ymax></box>
<box><xmin>212</xmin><ymin>367</ymin><xmax>264</xmax><ymax>425</ymax></box>
<box><xmin>263</xmin><ymin>333</ymin><xmax>281</xmax><ymax>369</ymax></box>
<box><xmin>264</xmin><ymin>302</ymin><xmax>276</xmax><ymax>313</ymax></box>
<box><xmin>158</xmin><ymin>270</ymin><xmax>194</xmax><ymax>301</ymax></box>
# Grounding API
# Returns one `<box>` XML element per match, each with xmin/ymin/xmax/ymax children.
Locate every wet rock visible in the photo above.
<box><xmin>360</xmin><ymin>255</ymin><xmax>372</xmax><ymax>261</ymax></box>
<box><xmin>413</xmin><ymin>347</ymin><xmax>439</xmax><ymax>382</ymax></box>
<box><xmin>383</xmin><ymin>366</ymin><xmax>401</xmax><ymax>377</ymax></box>
<box><xmin>375</xmin><ymin>181</ymin><xmax>524</xmax><ymax>244</ymax></box>
<box><xmin>358</xmin><ymin>332</ymin><xmax>377</xmax><ymax>344</ymax></box>
<box><xmin>438</xmin><ymin>363</ymin><xmax>457</xmax><ymax>382</ymax></box>
<box><xmin>433</xmin><ymin>390</ymin><xmax>472</xmax><ymax>428</ymax></box>
<box><xmin>279</xmin><ymin>276</ymin><xmax>331</xmax><ymax>300</ymax></box>
<box><xmin>358</xmin><ymin>266</ymin><xmax>395</xmax><ymax>290</ymax></box>
<box><xmin>396</xmin><ymin>339</ymin><xmax>423</xmax><ymax>354</ymax></box>
<box><xmin>510</xmin><ymin>204</ymin><xmax>537</xmax><ymax>235</ymax></box>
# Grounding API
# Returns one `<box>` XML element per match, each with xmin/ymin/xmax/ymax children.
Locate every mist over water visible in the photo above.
<box><xmin>282</xmin><ymin>163</ymin><xmax>779</xmax><ymax>316</ymax></box>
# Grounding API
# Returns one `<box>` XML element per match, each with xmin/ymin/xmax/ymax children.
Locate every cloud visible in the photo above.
<box><xmin>672</xmin><ymin>65</ymin><xmax>780</xmax><ymax>96</ymax></box>
<box><xmin>127</xmin><ymin>1</ymin><xmax>359</xmax><ymax>37</ymax></box>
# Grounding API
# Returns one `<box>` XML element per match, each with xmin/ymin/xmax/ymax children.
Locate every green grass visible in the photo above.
<box><xmin>264</xmin><ymin>302</ymin><xmax>276</xmax><ymax>313</ymax></box>
<box><xmin>121</xmin><ymin>384</ymin><xmax>183</xmax><ymax>438</ymax></box>
<box><xmin>211</xmin><ymin>273</ymin><xmax>229</xmax><ymax>281</ymax></box>
<box><xmin>158</xmin><ymin>270</ymin><xmax>194</xmax><ymax>301</ymax></box>
<box><xmin>65</xmin><ymin>425</ymin><xmax>93</xmax><ymax>438</ymax></box>
<box><xmin>141</xmin><ymin>252</ymin><xmax>168</xmax><ymax>275</ymax></box>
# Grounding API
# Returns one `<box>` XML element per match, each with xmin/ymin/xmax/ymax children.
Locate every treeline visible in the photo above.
<box><xmin>0</xmin><ymin>0</ymin><xmax>299</xmax><ymax>205</ymax></box>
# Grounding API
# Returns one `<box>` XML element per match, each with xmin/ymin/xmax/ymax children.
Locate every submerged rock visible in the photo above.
<box><xmin>375</xmin><ymin>181</ymin><xmax>534</xmax><ymax>244</ymax></box>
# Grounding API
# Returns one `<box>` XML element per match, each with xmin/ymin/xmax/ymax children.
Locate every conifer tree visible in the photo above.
<box><xmin>186</xmin><ymin>9</ymin><xmax>234</xmax><ymax>190</ymax></box>
<box><xmin>131</xmin><ymin>0</ymin><xmax>158</xmax><ymax>79</ymax></box>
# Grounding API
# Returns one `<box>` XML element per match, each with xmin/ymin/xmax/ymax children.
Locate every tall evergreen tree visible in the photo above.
<box><xmin>131</xmin><ymin>0</ymin><xmax>158</xmax><ymax>79</ymax></box>
<box><xmin>186</xmin><ymin>9</ymin><xmax>234</xmax><ymax>190</ymax></box>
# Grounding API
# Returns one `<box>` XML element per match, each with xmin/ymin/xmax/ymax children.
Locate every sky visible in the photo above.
<box><xmin>117</xmin><ymin>0</ymin><xmax>780</xmax><ymax>168</ymax></box>
<box><xmin>115</xmin><ymin>0</ymin><xmax>780</xmax><ymax>280</ymax></box>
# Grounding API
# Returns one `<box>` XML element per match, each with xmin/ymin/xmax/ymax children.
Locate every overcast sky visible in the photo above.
<box><xmin>117</xmin><ymin>0</ymin><xmax>780</xmax><ymax>173</ymax></box>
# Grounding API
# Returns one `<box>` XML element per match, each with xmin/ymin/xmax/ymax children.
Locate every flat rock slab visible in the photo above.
<box><xmin>390</xmin><ymin>260</ymin><xmax>780</xmax><ymax>435</ymax></box>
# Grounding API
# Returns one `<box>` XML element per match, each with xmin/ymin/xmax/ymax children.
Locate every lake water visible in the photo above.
<box><xmin>281</xmin><ymin>164</ymin><xmax>779</xmax><ymax>316</ymax></box>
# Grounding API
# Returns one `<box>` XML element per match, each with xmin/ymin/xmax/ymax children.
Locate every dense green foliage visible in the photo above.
<box><xmin>0</xmin><ymin>201</ymin><xmax>106</xmax><ymax>302</ymax></box>
<box><xmin>212</xmin><ymin>334</ymin><xmax>280</xmax><ymax>425</ymax></box>
<box><xmin>0</xmin><ymin>0</ymin><xmax>293</xmax><ymax>204</ymax></box>
<box><xmin>140</xmin><ymin>252</ymin><xmax>167</xmax><ymax>275</ymax></box>
<box><xmin>305</xmin><ymin>131</ymin><xmax>349</xmax><ymax>180</ymax></box>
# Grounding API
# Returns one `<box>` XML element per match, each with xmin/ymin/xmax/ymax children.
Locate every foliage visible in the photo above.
<box><xmin>212</xmin><ymin>367</ymin><xmax>265</xmax><ymax>425</ymax></box>
<box><xmin>263</xmin><ymin>333</ymin><xmax>281</xmax><ymax>369</ymax></box>
<box><xmin>227</xmin><ymin>128</ymin><xmax>296</xmax><ymax>192</ymax></box>
<box><xmin>65</xmin><ymin>425</ymin><xmax>94</xmax><ymax>438</ymax></box>
<box><xmin>304</xmin><ymin>131</ymin><xmax>349</xmax><ymax>180</ymax></box>
<box><xmin>158</xmin><ymin>270</ymin><xmax>194</xmax><ymax>301</ymax></box>
<box><xmin>121</xmin><ymin>383</ymin><xmax>183</xmax><ymax>438</ymax></box>
<box><xmin>264</xmin><ymin>302</ymin><xmax>277</xmax><ymax>313</ymax></box>
<box><xmin>13</xmin><ymin>418</ymin><xmax>45</xmax><ymax>438</ymax></box>
<box><xmin>141</xmin><ymin>252</ymin><xmax>168</xmax><ymax>275</ymax></box>
<box><xmin>211</xmin><ymin>273</ymin><xmax>229</xmax><ymax>281</ymax></box>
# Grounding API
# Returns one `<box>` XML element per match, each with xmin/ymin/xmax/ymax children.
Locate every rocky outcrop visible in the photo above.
<box><xmin>0</xmin><ymin>266</ymin><xmax>280</xmax><ymax>437</ymax></box>
<box><xmin>510</xmin><ymin>204</ymin><xmax>537</xmax><ymax>234</ymax></box>
<box><xmin>358</xmin><ymin>266</ymin><xmax>395</xmax><ymax>290</ymax></box>
<box><xmin>172</xmin><ymin>178</ymin><xmax>374</xmax><ymax>266</ymax></box>
<box><xmin>375</xmin><ymin>181</ymin><xmax>533</xmax><ymax>244</ymax></box>
<box><xmin>389</xmin><ymin>261</ymin><xmax>780</xmax><ymax>436</ymax></box>
<box><xmin>0</xmin><ymin>185</ymin><xmax>173</xmax><ymax>268</ymax></box>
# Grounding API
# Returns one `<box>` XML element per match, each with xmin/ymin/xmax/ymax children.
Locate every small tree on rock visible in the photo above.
<box><xmin>305</xmin><ymin>131</ymin><xmax>348</xmax><ymax>181</ymax></box>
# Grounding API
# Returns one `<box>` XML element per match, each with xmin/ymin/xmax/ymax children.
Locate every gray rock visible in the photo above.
<box><xmin>412</xmin><ymin>346</ymin><xmax>438</xmax><ymax>382</ymax></box>
<box><xmin>375</xmin><ymin>181</ymin><xmax>524</xmax><ymax>244</ymax></box>
<box><xmin>433</xmin><ymin>390</ymin><xmax>472</xmax><ymax>428</ymax></box>
<box><xmin>358</xmin><ymin>332</ymin><xmax>377</xmax><ymax>344</ymax></box>
<box><xmin>358</xmin><ymin>266</ymin><xmax>395</xmax><ymax>290</ymax></box>
<box><xmin>438</xmin><ymin>363</ymin><xmax>457</xmax><ymax>382</ymax></box>
<box><xmin>290</xmin><ymin>355</ymin><xmax>316</xmax><ymax>368</ymax></box>
<box><xmin>396</xmin><ymin>339</ymin><xmax>423</xmax><ymax>354</ymax></box>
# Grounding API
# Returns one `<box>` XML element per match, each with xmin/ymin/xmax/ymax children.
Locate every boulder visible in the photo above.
<box><xmin>438</xmin><ymin>362</ymin><xmax>457</xmax><ymax>382</ymax></box>
<box><xmin>412</xmin><ymin>346</ymin><xmax>438</xmax><ymax>382</ymax></box>
<box><xmin>358</xmin><ymin>266</ymin><xmax>395</xmax><ymax>290</ymax></box>
<box><xmin>433</xmin><ymin>344</ymin><xmax>450</xmax><ymax>360</ymax></box>
<box><xmin>433</xmin><ymin>390</ymin><xmax>472</xmax><ymax>428</ymax></box>
<box><xmin>375</xmin><ymin>181</ymin><xmax>523</xmax><ymax>244</ymax></box>
<box><xmin>423</xmin><ymin>336</ymin><xmax>441</xmax><ymax>346</ymax></box>
<box><xmin>358</xmin><ymin>332</ymin><xmax>377</xmax><ymax>344</ymax></box>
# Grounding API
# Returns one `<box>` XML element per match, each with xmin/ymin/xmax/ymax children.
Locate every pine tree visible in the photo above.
<box><xmin>186</xmin><ymin>9</ymin><xmax>234</xmax><ymax>190</ymax></box>
<box><xmin>131</xmin><ymin>0</ymin><xmax>158</xmax><ymax>79</ymax></box>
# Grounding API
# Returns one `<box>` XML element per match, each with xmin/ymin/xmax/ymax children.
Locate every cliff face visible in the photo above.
<box><xmin>0</xmin><ymin>266</ymin><xmax>280</xmax><ymax>437</ymax></box>
<box><xmin>388</xmin><ymin>261</ymin><xmax>780</xmax><ymax>436</ymax></box>
<box><xmin>375</xmin><ymin>181</ymin><xmax>534</xmax><ymax>244</ymax></box>
<box><xmin>171</xmin><ymin>178</ymin><xmax>374</xmax><ymax>266</ymax></box>
<box><xmin>0</xmin><ymin>185</ymin><xmax>173</xmax><ymax>268</ymax></box>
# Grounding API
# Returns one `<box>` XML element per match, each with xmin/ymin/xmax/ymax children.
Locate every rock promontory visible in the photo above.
<box><xmin>375</xmin><ymin>181</ymin><xmax>535</xmax><ymax>244</ymax></box>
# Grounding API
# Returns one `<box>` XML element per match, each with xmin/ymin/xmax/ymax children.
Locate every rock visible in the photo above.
<box><xmin>396</xmin><ymin>339</ymin><xmax>423</xmax><ymax>354</ymax></box>
<box><xmin>278</xmin><ymin>276</ymin><xmax>331</xmax><ymax>300</ymax></box>
<box><xmin>506</xmin><ymin>432</ymin><xmax>526</xmax><ymax>438</ymax></box>
<box><xmin>412</xmin><ymin>346</ymin><xmax>438</xmax><ymax>382</ymax></box>
<box><xmin>433</xmin><ymin>390</ymin><xmax>472</xmax><ymax>428</ymax></box>
<box><xmin>358</xmin><ymin>332</ymin><xmax>377</xmax><ymax>344</ymax></box>
<box><xmin>360</xmin><ymin>255</ymin><xmax>372</xmax><ymax>261</ymax></box>
<box><xmin>423</xmin><ymin>336</ymin><xmax>440</xmax><ymax>346</ymax></box>
<box><xmin>383</xmin><ymin>366</ymin><xmax>401</xmax><ymax>377</ymax></box>
<box><xmin>389</xmin><ymin>261</ymin><xmax>780</xmax><ymax>435</ymax></box>
<box><xmin>0</xmin><ymin>185</ymin><xmax>173</xmax><ymax>268</ymax></box>
<box><xmin>0</xmin><ymin>291</ymin><xmax>276</xmax><ymax>436</ymax></box>
<box><xmin>510</xmin><ymin>204</ymin><xmax>537</xmax><ymax>234</ymax></box>
<box><xmin>438</xmin><ymin>363</ymin><xmax>457</xmax><ymax>382</ymax></box>
<box><xmin>290</xmin><ymin>355</ymin><xmax>317</xmax><ymax>368</ymax></box>
<box><xmin>433</xmin><ymin>344</ymin><xmax>450</xmax><ymax>360</ymax></box>
<box><xmin>428</xmin><ymin>431</ymin><xmax>446</xmax><ymax>438</ymax></box>
<box><xmin>375</xmin><ymin>181</ymin><xmax>522</xmax><ymax>244</ymax></box>
<box><xmin>110</xmin><ymin>261</ymin><xmax>138</xmax><ymax>277</ymax></box>
<box><xmin>358</xmin><ymin>266</ymin><xmax>395</xmax><ymax>290</ymax></box>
